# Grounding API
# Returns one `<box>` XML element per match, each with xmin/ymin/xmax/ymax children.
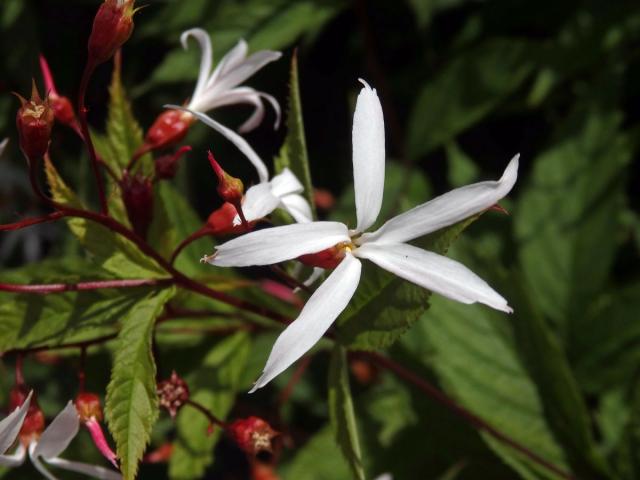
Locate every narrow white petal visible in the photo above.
<box><xmin>0</xmin><ymin>442</ymin><xmax>27</xmax><ymax>467</ymax></box>
<box><xmin>33</xmin><ymin>402</ymin><xmax>79</xmax><ymax>460</ymax></box>
<box><xmin>245</xmin><ymin>91</ymin><xmax>281</xmax><ymax>131</ymax></box>
<box><xmin>213</xmin><ymin>50</ymin><xmax>282</xmax><ymax>93</ymax></box>
<box><xmin>181</xmin><ymin>28</ymin><xmax>213</xmax><ymax>107</ymax></box>
<box><xmin>362</xmin><ymin>155</ymin><xmax>519</xmax><ymax>245</ymax></box>
<box><xmin>29</xmin><ymin>442</ymin><xmax>57</xmax><ymax>480</ymax></box>
<box><xmin>0</xmin><ymin>391</ymin><xmax>32</xmax><ymax>454</ymax></box>
<box><xmin>45</xmin><ymin>457</ymin><xmax>122</xmax><ymax>480</ymax></box>
<box><xmin>241</xmin><ymin>183</ymin><xmax>281</xmax><ymax>222</ymax></box>
<box><xmin>168</xmin><ymin>106</ymin><xmax>269</xmax><ymax>183</ymax></box>
<box><xmin>207</xmin><ymin>221</ymin><xmax>349</xmax><ymax>267</ymax></box>
<box><xmin>207</xmin><ymin>39</ymin><xmax>248</xmax><ymax>87</ymax></box>
<box><xmin>302</xmin><ymin>267</ymin><xmax>324</xmax><ymax>287</ymax></box>
<box><xmin>0</xmin><ymin>138</ymin><xmax>8</xmax><ymax>158</ymax></box>
<box><xmin>353</xmin><ymin>79</ymin><xmax>385</xmax><ymax>232</ymax></box>
<box><xmin>250</xmin><ymin>253</ymin><xmax>362</xmax><ymax>391</ymax></box>
<box><xmin>355</xmin><ymin>242</ymin><xmax>512</xmax><ymax>313</ymax></box>
<box><xmin>270</xmin><ymin>168</ymin><xmax>303</xmax><ymax>197</ymax></box>
<box><xmin>280</xmin><ymin>193</ymin><xmax>313</xmax><ymax>223</ymax></box>
<box><xmin>235</xmin><ymin>93</ymin><xmax>265</xmax><ymax>133</ymax></box>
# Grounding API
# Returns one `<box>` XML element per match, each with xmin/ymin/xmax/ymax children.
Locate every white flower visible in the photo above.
<box><xmin>0</xmin><ymin>399</ymin><xmax>121</xmax><ymax>480</ymax></box>
<box><xmin>203</xmin><ymin>80</ymin><xmax>519</xmax><ymax>391</ymax></box>
<box><xmin>181</xmin><ymin>28</ymin><xmax>282</xmax><ymax>134</ymax></box>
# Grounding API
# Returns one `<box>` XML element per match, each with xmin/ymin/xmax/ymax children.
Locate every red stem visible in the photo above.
<box><xmin>15</xmin><ymin>354</ymin><xmax>25</xmax><ymax>386</ymax></box>
<box><xmin>186</xmin><ymin>399</ymin><xmax>227</xmax><ymax>429</ymax></box>
<box><xmin>3</xmin><ymin>333</ymin><xmax>118</xmax><ymax>355</ymax></box>
<box><xmin>0</xmin><ymin>212</ymin><xmax>65</xmax><ymax>231</ymax></box>
<box><xmin>362</xmin><ymin>352</ymin><xmax>575</xmax><ymax>480</ymax></box>
<box><xmin>169</xmin><ymin>226</ymin><xmax>212</xmax><ymax>264</ymax></box>
<box><xmin>0</xmin><ymin>278</ymin><xmax>172</xmax><ymax>295</ymax></box>
<box><xmin>278</xmin><ymin>355</ymin><xmax>312</xmax><ymax>407</ymax></box>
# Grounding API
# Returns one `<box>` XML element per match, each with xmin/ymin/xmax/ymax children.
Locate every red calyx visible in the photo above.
<box><xmin>10</xmin><ymin>387</ymin><xmax>45</xmax><ymax>445</ymax></box>
<box><xmin>157</xmin><ymin>371</ymin><xmax>190</xmax><ymax>419</ymax></box>
<box><xmin>88</xmin><ymin>0</ymin><xmax>136</xmax><ymax>66</ymax></box>
<box><xmin>39</xmin><ymin>55</ymin><xmax>77</xmax><ymax>127</ymax></box>
<box><xmin>206</xmin><ymin>202</ymin><xmax>253</xmax><ymax>236</ymax></box>
<box><xmin>228</xmin><ymin>417</ymin><xmax>279</xmax><ymax>458</ymax></box>
<box><xmin>155</xmin><ymin>146</ymin><xmax>192</xmax><ymax>180</ymax></box>
<box><xmin>298</xmin><ymin>243</ymin><xmax>347</xmax><ymax>269</ymax></box>
<box><xmin>139</xmin><ymin>109</ymin><xmax>194</xmax><ymax>156</ymax></box>
<box><xmin>15</xmin><ymin>81</ymin><xmax>55</xmax><ymax>161</ymax></box>
<box><xmin>75</xmin><ymin>392</ymin><xmax>103</xmax><ymax>422</ymax></box>
<box><xmin>120</xmin><ymin>171</ymin><xmax>154</xmax><ymax>239</ymax></box>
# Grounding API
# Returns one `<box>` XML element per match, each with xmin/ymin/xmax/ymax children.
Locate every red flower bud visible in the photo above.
<box><xmin>313</xmin><ymin>188</ymin><xmax>335</xmax><ymax>211</ymax></box>
<box><xmin>206</xmin><ymin>202</ymin><xmax>253</xmax><ymax>236</ymax></box>
<box><xmin>75</xmin><ymin>392</ymin><xmax>103</xmax><ymax>422</ymax></box>
<box><xmin>39</xmin><ymin>55</ymin><xmax>77</xmax><ymax>127</ymax></box>
<box><xmin>208</xmin><ymin>151</ymin><xmax>244</xmax><ymax>205</ymax></box>
<box><xmin>298</xmin><ymin>242</ymin><xmax>349</xmax><ymax>269</ymax></box>
<box><xmin>88</xmin><ymin>0</ymin><xmax>136</xmax><ymax>66</ymax></box>
<box><xmin>120</xmin><ymin>171</ymin><xmax>154</xmax><ymax>239</ymax></box>
<box><xmin>228</xmin><ymin>417</ymin><xmax>279</xmax><ymax>458</ymax></box>
<box><xmin>155</xmin><ymin>146</ymin><xmax>192</xmax><ymax>180</ymax></box>
<box><xmin>139</xmin><ymin>109</ymin><xmax>194</xmax><ymax>155</ymax></box>
<box><xmin>157</xmin><ymin>371</ymin><xmax>190</xmax><ymax>419</ymax></box>
<box><xmin>15</xmin><ymin>81</ymin><xmax>55</xmax><ymax>160</ymax></box>
<box><xmin>10</xmin><ymin>387</ymin><xmax>45</xmax><ymax>445</ymax></box>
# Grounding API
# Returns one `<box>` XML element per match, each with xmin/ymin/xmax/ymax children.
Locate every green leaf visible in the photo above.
<box><xmin>514</xmin><ymin>108</ymin><xmax>630</xmax><ymax>330</ymax></box>
<box><xmin>328</xmin><ymin>344</ymin><xmax>365</xmax><ymax>480</ymax></box>
<box><xmin>106</xmin><ymin>287</ymin><xmax>175</xmax><ymax>480</ymax></box>
<box><xmin>0</xmin><ymin>258</ymin><xmax>156</xmax><ymax>351</ymax></box>
<box><xmin>407</xmin><ymin>39</ymin><xmax>535</xmax><ymax>159</ymax></box>
<box><xmin>336</xmin><ymin>216</ymin><xmax>476</xmax><ymax>350</ymax></box>
<box><xmin>168</xmin><ymin>332</ymin><xmax>251</xmax><ymax>479</ymax></box>
<box><xmin>44</xmin><ymin>157</ymin><xmax>165</xmax><ymax>278</ymax></box>
<box><xmin>506</xmin><ymin>273</ymin><xmax>611</xmax><ymax>478</ymax></box>
<box><xmin>274</xmin><ymin>51</ymin><xmax>316</xmax><ymax>217</ymax></box>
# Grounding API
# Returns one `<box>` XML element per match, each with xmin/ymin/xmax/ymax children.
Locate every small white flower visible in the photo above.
<box><xmin>0</xmin><ymin>399</ymin><xmax>121</xmax><ymax>480</ymax></box>
<box><xmin>204</xmin><ymin>80</ymin><xmax>519</xmax><ymax>391</ymax></box>
<box><xmin>181</xmin><ymin>28</ymin><xmax>281</xmax><ymax>134</ymax></box>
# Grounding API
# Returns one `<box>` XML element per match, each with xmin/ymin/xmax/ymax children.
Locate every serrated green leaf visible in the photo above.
<box><xmin>44</xmin><ymin>157</ymin><xmax>165</xmax><ymax>278</ymax></box>
<box><xmin>0</xmin><ymin>258</ymin><xmax>154</xmax><ymax>351</ymax></box>
<box><xmin>168</xmin><ymin>332</ymin><xmax>251</xmax><ymax>479</ymax></box>
<box><xmin>106</xmin><ymin>287</ymin><xmax>175</xmax><ymax>480</ymax></box>
<box><xmin>274</xmin><ymin>52</ymin><xmax>316</xmax><ymax>216</ymax></box>
<box><xmin>407</xmin><ymin>39</ymin><xmax>535</xmax><ymax>159</ymax></box>
<box><xmin>328</xmin><ymin>344</ymin><xmax>365</xmax><ymax>480</ymax></box>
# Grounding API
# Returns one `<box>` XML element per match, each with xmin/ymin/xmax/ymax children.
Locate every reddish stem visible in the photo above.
<box><xmin>186</xmin><ymin>399</ymin><xmax>227</xmax><ymax>429</ymax></box>
<box><xmin>0</xmin><ymin>278</ymin><xmax>173</xmax><ymax>295</ymax></box>
<box><xmin>0</xmin><ymin>212</ymin><xmax>65</xmax><ymax>231</ymax></box>
<box><xmin>78</xmin><ymin>347</ymin><xmax>87</xmax><ymax>392</ymax></box>
<box><xmin>278</xmin><ymin>355</ymin><xmax>312</xmax><ymax>407</ymax></box>
<box><xmin>4</xmin><ymin>333</ymin><xmax>118</xmax><ymax>356</ymax></box>
<box><xmin>169</xmin><ymin>225</ymin><xmax>212</xmax><ymax>264</ymax></box>
<box><xmin>362</xmin><ymin>352</ymin><xmax>575</xmax><ymax>480</ymax></box>
<box><xmin>15</xmin><ymin>354</ymin><xmax>25</xmax><ymax>386</ymax></box>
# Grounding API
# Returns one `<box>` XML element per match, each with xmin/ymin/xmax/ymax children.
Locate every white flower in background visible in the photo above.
<box><xmin>203</xmin><ymin>80</ymin><xmax>519</xmax><ymax>391</ymax></box>
<box><xmin>182</xmin><ymin>28</ymin><xmax>282</xmax><ymax>133</ymax></box>
<box><xmin>0</xmin><ymin>398</ymin><xmax>121</xmax><ymax>480</ymax></box>
<box><xmin>174</xmin><ymin>107</ymin><xmax>313</xmax><ymax>224</ymax></box>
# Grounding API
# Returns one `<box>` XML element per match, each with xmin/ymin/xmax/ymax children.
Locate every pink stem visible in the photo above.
<box><xmin>0</xmin><ymin>278</ymin><xmax>173</xmax><ymax>295</ymax></box>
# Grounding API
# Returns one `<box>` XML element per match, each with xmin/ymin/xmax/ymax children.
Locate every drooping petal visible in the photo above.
<box><xmin>29</xmin><ymin>442</ymin><xmax>57</xmax><ymax>480</ymax></box>
<box><xmin>169</xmin><ymin>106</ymin><xmax>269</xmax><ymax>182</ymax></box>
<box><xmin>353</xmin><ymin>79</ymin><xmax>385</xmax><ymax>233</ymax></box>
<box><xmin>0</xmin><ymin>390</ymin><xmax>32</xmax><ymax>454</ymax></box>
<box><xmin>250</xmin><ymin>253</ymin><xmax>362</xmax><ymax>391</ymax></box>
<box><xmin>361</xmin><ymin>155</ymin><xmax>519</xmax><ymax>245</ymax></box>
<box><xmin>181</xmin><ymin>28</ymin><xmax>213</xmax><ymax>107</ymax></box>
<box><xmin>0</xmin><ymin>442</ymin><xmax>27</xmax><ymax>467</ymax></box>
<box><xmin>212</xmin><ymin>50</ymin><xmax>282</xmax><ymax>93</ymax></box>
<box><xmin>206</xmin><ymin>221</ymin><xmax>350</xmax><ymax>267</ymax></box>
<box><xmin>240</xmin><ymin>183</ymin><xmax>281</xmax><ymax>223</ymax></box>
<box><xmin>84</xmin><ymin>418</ymin><xmax>118</xmax><ymax>468</ymax></box>
<box><xmin>44</xmin><ymin>457</ymin><xmax>122</xmax><ymax>480</ymax></box>
<box><xmin>33</xmin><ymin>402</ymin><xmax>79</xmax><ymax>460</ymax></box>
<box><xmin>301</xmin><ymin>266</ymin><xmax>324</xmax><ymax>288</ymax></box>
<box><xmin>355</xmin><ymin>242</ymin><xmax>512</xmax><ymax>313</ymax></box>
<box><xmin>207</xmin><ymin>39</ymin><xmax>248</xmax><ymax>88</ymax></box>
<box><xmin>280</xmin><ymin>193</ymin><xmax>313</xmax><ymax>223</ymax></box>
<box><xmin>238</xmin><ymin>91</ymin><xmax>281</xmax><ymax>132</ymax></box>
<box><xmin>270</xmin><ymin>168</ymin><xmax>303</xmax><ymax>197</ymax></box>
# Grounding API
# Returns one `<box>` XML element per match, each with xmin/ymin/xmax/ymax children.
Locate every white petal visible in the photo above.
<box><xmin>280</xmin><ymin>193</ymin><xmax>313</xmax><ymax>223</ymax></box>
<box><xmin>353</xmin><ymin>79</ymin><xmax>385</xmax><ymax>232</ymax></box>
<box><xmin>0</xmin><ymin>442</ymin><xmax>27</xmax><ymax>467</ymax></box>
<box><xmin>355</xmin><ymin>242</ymin><xmax>512</xmax><ymax>313</ymax></box>
<box><xmin>207</xmin><ymin>39</ymin><xmax>248</xmax><ymax>87</ymax></box>
<box><xmin>181</xmin><ymin>28</ymin><xmax>213</xmax><ymax>107</ymax></box>
<box><xmin>29</xmin><ymin>442</ymin><xmax>57</xmax><ymax>480</ymax></box>
<box><xmin>241</xmin><ymin>183</ymin><xmax>281</xmax><ymax>222</ymax></box>
<box><xmin>0</xmin><ymin>138</ymin><xmax>8</xmax><ymax>158</ymax></box>
<box><xmin>33</xmin><ymin>402</ymin><xmax>79</xmax><ymax>460</ymax></box>
<box><xmin>361</xmin><ymin>155</ymin><xmax>519</xmax><ymax>245</ymax></box>
<box><xmin>270</xmin><ymin>168</ymin><xmax>303</xmax><ymax>197</ymax></box>
<box><xmin>168</xmin><ymin>106</ymin><xmax>269</xmax><ymax>183</ymax></box>
<box><xmin>213</xmin><ymin>50</ymin><xmax>282</xmax><ymax>93</ymax></box>
<box><xmin>250</xmin><ymin>253</ymin><xmax>362</xmax><ymax>391</ymax></box>
<box><xmin>302</xmin><ymin>266</ymin><xmax>324</xmax><ymax>287</ymax></box>
<box><xmin>207</xmin><ymin>221</ymin><xmax>349</xmax><ymax>267</ymax></box>
<box><xmin>0</xmin><ymin>390</ymin><xmax>32</xmax><ymax>454</ymax></box>
<box><xmin>45</xmin><ymin>457</ymin><xmax>122</xmax><ymax>480</ymax></box>
<box><xmin>238</xmin><ymin>91</ymin><xmax>281</xmax><ymax>132</ymax></box>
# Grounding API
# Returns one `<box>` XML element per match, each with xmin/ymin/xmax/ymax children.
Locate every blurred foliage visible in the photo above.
<box><xmin>1</xmin><ymin>0</ymin><xmax>640</xmax><ymax>479</ymax></box>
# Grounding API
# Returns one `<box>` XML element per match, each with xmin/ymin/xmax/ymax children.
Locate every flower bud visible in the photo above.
<box><xmin>75</xmin><ymin>392</ymin><xmax>103</xmax><ymax>422</ymax></box>
<box><xmin>139</xmin><ymin>109</ymin><xmax>194</xmax><ymax>155</ymax></box>
<box><xmin>228</xmin><ymin>417</ymin><xmax>279</xmax><ymax>458</ymax></box>
<box><xmin>157</xmin><ymin>371</ymin><xmax>190</xmax><ymax>419</ymax></box>
<box><xmin>298</xmin><ymin>242</ymin><xmax>349</xmax><ymax>269</ymax></box>
<box><xmin>88</xmin><ymin>0</ymin><xmax>136</xmax><ymax>66</ymax></box>
<box><xmin>120</xmin><ymin>171</ymin><xmax>154</xmax><ymax>239</ymax></box>
<box><xmin>15</xmin><ymin>81</ymin><xmax>54</xmax><ymax>160</ymax></box>
<box><xmin>39</xmin><ymin>55</ymin><xmax>77</xmax><ymax>127</ymax></box>
<box><xmin>155</xmin><ymin>145</ymin><xmax>192</xmax><ymax>180</ymax></box>
<box><xmin>208</xmin><ymin>151</ymin><xmax>244</xmax><ymax>205</ymax></box>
